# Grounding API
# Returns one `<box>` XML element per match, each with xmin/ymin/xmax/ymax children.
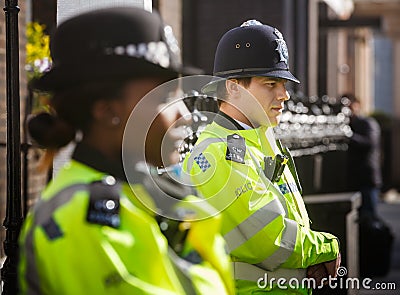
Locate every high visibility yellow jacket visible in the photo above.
<box><xmin>182</xmin><ymin>114</ymin><xmax>340</xmax><ymax>294</ymax></box>
<box><xmin>18</xmin><ymin>155</ymin><xmax>234</xmax><ymax>295</ymax></box>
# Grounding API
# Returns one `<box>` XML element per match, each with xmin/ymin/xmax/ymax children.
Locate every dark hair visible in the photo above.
<box><xmin>216</xmin><ymin>77</ymin><xmax>252</xmax><ymax>105</ymax></box>
<box><xmin>28</xmin><ymin>78</ymin><xmax>130</xmax><ymax>149</ymax></box>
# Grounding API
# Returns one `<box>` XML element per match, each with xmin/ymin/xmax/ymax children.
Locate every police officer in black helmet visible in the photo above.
<box><xmin>202</xmin><ymin>19</ymin><xmax>299</xmax><ymax>95</ymax></box>
<box><xmin>184</xmin><ymin>20</ymin><xmax>341</xmax><ymax>294</ymax></box>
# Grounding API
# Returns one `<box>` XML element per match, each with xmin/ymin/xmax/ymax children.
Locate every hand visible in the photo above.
<box><xmin>324</xmin><ymin>252</ymin><xmax>341</xmax><ymax>278</ymax></box>
<box><xmin>307</xmin><ymin>263</ymin><xmax>328</xmax><ymax>286</ymax></box>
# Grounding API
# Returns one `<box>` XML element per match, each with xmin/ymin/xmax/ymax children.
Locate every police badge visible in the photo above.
<box><xmin>274</xmin><ymin>28</ymin><xmax>289</xmax><ymax>66</ymax></box>
<box><xmin>240</xmin><ymin>19</ymin><xmax>263</xmax><ymax>27</ymax></box>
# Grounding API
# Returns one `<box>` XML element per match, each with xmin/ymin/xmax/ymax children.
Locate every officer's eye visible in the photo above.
<box><xmin>264</xmin><ymin>81</ymin><xmax>276</xmax><ymax>87</ymax></box>
<box><xmin>263</xmin><ymin>79</ymin><xmax>287</xmax><ymax>88</ymax></box>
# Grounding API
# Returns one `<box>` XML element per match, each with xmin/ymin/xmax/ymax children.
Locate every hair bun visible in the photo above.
<box><xmin>27</xmin><ymin>112</ymin><xmax>76</xmax><ymax>149</ymax></box>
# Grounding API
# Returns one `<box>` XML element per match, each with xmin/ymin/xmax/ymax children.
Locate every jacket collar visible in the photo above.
<box><xmin>214</xmin><ymin>111</ymin><xmax>245</xmax><ymax>130</ymax></box>
<box><xmin>72</xmin><ymin>142</ymin><xmax>127</xmax><ymax>182</ymax></box>
<box><xmin>212</xmin><ymin>111</ymin><xmax>262</xmax><ymax>147</ymax></box>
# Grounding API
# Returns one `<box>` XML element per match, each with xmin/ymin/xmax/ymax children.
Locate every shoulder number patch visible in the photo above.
<box><xmin>226</xmin><ymin>134</ymin><xmax>246</xmax><ymax>164</ymax></box>
<box><xmin>87</xmin><ymin>177</ymin><xmax>120</xmax><ymax>228</ymax></box>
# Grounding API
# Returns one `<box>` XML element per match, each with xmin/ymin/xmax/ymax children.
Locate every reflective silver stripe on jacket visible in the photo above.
<box><xmin>223</xmin><ymin>198</ymin><xmax>285</xmax><ymax>252</ymax></box>
<box><xmin>24</xmin><ymin>184</ymin><xmax>88</xmax><ymax>295</ymax></box>
<box><xmin>225</xmin><ymin>210</ymin><xmax>298</xmax><ymax>270</ymax></box>
<box><xmin>257</xmin><ymin>218</ymin><xmax>298</xmax><ymax>270</ymax></box>
<box><xmin>233</xmin><ymin>261</ymin><xmax>306</xmax><ymax>282</ymax></box>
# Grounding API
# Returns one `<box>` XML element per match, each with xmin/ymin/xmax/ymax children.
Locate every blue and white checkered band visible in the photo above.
<box><xmin>104</xmin><ymin>41</ymin><xmax>170</xmax><ymax>68</ymax></box>
<box><xmin>194</xmin><ymin>153</ymin><xmax>211</xmax><ymax>172</ymax></box>
<box><xmin>278</xmin><ymin>183</ymin><xmax>299</xmax><ymax>195</ymax></box>
<box><xmin>240</xmin><ymin>19</ymin><xmax>263</xmax><ymax>27</ymax></box>
<box><xmin>274</xmin><ymin>28</ymin><xmax>289</xmax><ymax>65</ymax></box>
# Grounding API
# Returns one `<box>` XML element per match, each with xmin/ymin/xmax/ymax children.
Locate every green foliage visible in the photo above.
<box><xmin>26</xmin><ymin>22</ymin><xmax>51</xmax><ymax>80</ymax></box>
<box><xmin>25</xmin><ymin>22</ymin><xmax>52</xmax><ymax>113</ymax></box>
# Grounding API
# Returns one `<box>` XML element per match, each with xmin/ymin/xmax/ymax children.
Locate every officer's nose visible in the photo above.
<box><xmin>277</xmin><ymin>82</ymin><xmax>289</xmax><ymax>101</ymax></box>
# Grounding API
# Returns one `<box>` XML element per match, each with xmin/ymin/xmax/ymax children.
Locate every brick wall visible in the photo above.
<box><xmin>0</xmin><ymin>1</ymin><xmax>48</xmax><ymax>258</ymax></box>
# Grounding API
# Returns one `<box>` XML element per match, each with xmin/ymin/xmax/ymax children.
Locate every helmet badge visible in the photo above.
<box><xmin>240</xmin><ymin>19</ymin><xmax>263</xmax><ymax>27</ymax></box>
<box><xmin>274</xmin><ymin>28</ymin><xmax>289</xmax><ymax>66</ymax></box>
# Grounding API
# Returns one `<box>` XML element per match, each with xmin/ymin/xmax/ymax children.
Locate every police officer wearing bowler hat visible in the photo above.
<box><xmin>17</xmin><ymin>7</ymin><xmax>235</xmax><ymax>295</ymax></box>
<box><xmin>183</xmin><ymin>20</ymin><xmax>341</xmax><ymax>294</ymax></box>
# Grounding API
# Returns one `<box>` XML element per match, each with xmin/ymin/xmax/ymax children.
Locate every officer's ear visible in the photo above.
<box><xmin>226</xmin><ymin>79</ymin><xmax>240</xmax><ymax>98</ymax></box>
<box><xmin>91</xmin><ymin>99</ymin><xmax>119</xmax><ymax>127</ymax></box>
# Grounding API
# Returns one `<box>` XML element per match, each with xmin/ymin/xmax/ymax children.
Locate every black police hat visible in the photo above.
<box><xmin>32</xmin><ymin>6</ymin><xmax>193</xmax><ymax>91</ymax></box>
<box><xmin>203</xmin><ymin>20</ymin><xmax>300</xmax><ymax>94</ymax></box>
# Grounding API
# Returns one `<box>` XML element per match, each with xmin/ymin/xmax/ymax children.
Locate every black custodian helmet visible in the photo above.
<box><xmin>32</xmin><ymin>6</ymin><xmax>194</xmax><ymax>91</ymax></box>
<box><xmin>203</xmin><ymin>20</ymin><xmax>300</xmax><ymax>94</ymax></box>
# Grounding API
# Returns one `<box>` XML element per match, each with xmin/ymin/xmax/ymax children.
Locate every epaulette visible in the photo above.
<box><xmin>226</xmin><ymin>133</ymin><xmax>246</xmax><ymax>163</ymax></box>
<box><xmin>86</xmin><ymin>176</ymin><xmax>121</xmax><ymax>228</ymax></box>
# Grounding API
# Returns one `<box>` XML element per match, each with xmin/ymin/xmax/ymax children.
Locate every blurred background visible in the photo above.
<box><xmin>1</xmin><ymin>0</ymin><xmax>400</xmax><ymax>294</ymax></box>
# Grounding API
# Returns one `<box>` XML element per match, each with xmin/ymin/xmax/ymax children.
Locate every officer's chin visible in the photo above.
<box><xmin>257</xmin><ymin>118</ymin><xmax>278</xmax><ymax>128</ymax></box>
<box><xmin>269</xmin><ymin>115</ymin><xmax>281</xmax><ymax>127</ymax></box>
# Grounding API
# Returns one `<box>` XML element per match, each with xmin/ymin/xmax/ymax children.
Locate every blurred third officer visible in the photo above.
<box><xmin>18</xmin><ymin>7</ymin><xmax>234</xmax><ymax>295</ymax></box>
<box><xmin>183</xmin><ymin>20</ymin><xmax>341</xmax><ymax>294</ymax></box>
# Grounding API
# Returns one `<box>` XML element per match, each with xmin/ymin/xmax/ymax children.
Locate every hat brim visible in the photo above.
<box><xmin>31</xmin><ymin>56</ymin><xmax>201</xmax><ymax>92</ymax></box>
<box><xmin>201</xmin><ymin>69</ymin><xmax>300</xmax><ymax>95</ymax></box>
